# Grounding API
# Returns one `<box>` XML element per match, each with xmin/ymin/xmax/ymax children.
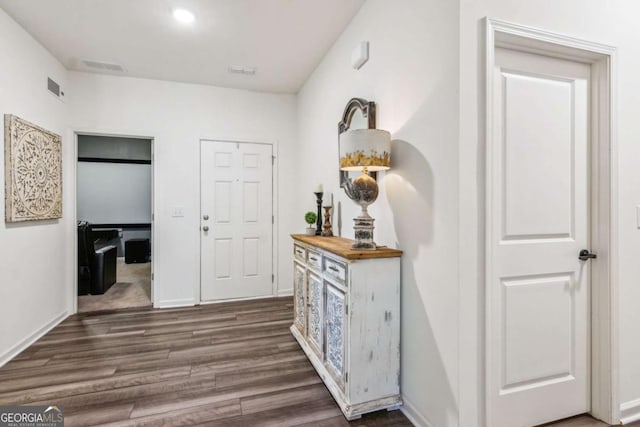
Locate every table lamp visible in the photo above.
<box><xmin>339</xmin><ymin>128</ymin><xmax>391</xmax><ymax>249</ymax></box>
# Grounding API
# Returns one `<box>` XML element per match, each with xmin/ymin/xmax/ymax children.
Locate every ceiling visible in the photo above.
<box><xmin>0</xmin><ymin>0</ymin><xmax>365</xmax><ymax>93</ymax></box>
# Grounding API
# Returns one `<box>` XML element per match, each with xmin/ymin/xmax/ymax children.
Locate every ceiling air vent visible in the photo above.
<box><xmin>82</xmin><ymin>60</ymin><xmax>125</xmax><ymax>73</ymax></box>
<box><xmin>47</xmin><ymin>77</ymin><xmax>64</xmax><ymax>100</ymax></box>
<box><xmin>228</xmin><ymin>65</ymin><xmax>256</xmax><ymax>75</ymax></box>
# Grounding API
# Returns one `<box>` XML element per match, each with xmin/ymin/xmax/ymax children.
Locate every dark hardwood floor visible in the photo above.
<box><xmin>0</xmin><ymin>297</ymin><xmax>411</xmax><ymax>426</ymax></box>
<box><xmin>0</xmin><ymin>296</ymin><xmax>634</xmax><ymax>427</ymax></box>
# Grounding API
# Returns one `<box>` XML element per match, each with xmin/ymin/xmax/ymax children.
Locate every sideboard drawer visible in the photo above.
<box><xmin>324</xmin><ymin>257</ymin><xmax>346</xmax><ymax>284</ymax></box>
<box><xmin>307</xmin><ymin>250</ymin><xmax>322</xmax><ymax>271</ymax></box>
<box><xmin>294</xmin><ymin>244</ymin><xmax>306</xmax><ymax>262</ymax></box>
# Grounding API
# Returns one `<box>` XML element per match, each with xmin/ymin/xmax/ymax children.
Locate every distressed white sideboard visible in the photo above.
<box><xmin>290</xmin><ymin>235</ymin><xmax>402</xmax><ymax>420</ymax></box>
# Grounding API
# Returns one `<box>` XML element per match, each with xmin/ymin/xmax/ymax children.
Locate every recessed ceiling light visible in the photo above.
<box><xmin>173</xmin><ymin>8</ymin><xmax>195</xmax><ymax>23</ymax></box>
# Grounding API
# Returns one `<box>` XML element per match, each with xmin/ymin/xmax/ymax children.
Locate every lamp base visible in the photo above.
<box><xmin>352</xmin><ymin>216</ymin><xmax>376</xmax><ymax>250</ymax></box>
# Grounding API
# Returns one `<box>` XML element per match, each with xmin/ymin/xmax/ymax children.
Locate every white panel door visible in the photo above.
<box><xmin>201</xmin><ymin>141</ymin><xmax>273</xmax><ymax>301</ymax></box>
<box><xmin>488</xmin><ymin>48</ymin><xmax>592</xmax><ymax>427</ymax></box>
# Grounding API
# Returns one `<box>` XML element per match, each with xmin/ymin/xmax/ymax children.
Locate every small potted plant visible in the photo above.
<box><xmin>304</xmin><ymin>211</ymin><xmax>317</xmax><ymax>235</ymax></box>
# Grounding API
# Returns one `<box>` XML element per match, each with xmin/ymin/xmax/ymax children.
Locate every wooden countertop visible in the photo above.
<box><xmin>291</xmin><ymin>234</ymin><xmax>402</xmax><ymax>260</ymax></box>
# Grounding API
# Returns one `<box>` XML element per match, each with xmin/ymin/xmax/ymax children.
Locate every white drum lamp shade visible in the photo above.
<box><xmin>339</xmin><ymin>128</ymin><xmax>391</xmax><ymax>250</ymax></box>
<box><xmin>339</xmin><ymin>129</ymin><xmax>391</xmax><ymax>171</ymax></box>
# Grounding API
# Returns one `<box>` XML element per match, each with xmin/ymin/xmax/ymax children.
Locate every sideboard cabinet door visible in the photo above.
<box><xmin>293</xmin><ymin>262</ymin><xmax>306</xmax><ymax>335</ymax></box>
<box><xmin>325</xmin><ymin>282</ymin><xmax>346</xmax><ymax>387</ymax></box>
<box><xmin>307</xmin><ymin>272</ymin><xmax>323</xmax><ymax>356</ymax></box>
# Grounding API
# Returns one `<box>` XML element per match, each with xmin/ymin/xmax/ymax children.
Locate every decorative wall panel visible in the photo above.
<box><xmin>4</xmin><ymin>115</ymin><xmax>62</xmax><ymax>222</ymax></box>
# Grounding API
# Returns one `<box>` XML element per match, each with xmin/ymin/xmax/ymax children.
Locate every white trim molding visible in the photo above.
<box><xmin>156</xmin><ymin>298</ymin><xmax>196</xmax><ymax>308</ymax></box>
<box><xmin>485</xmin><ymin>17</ymin><xmax>618</xmax><ymax>426</ymax></box>
<box><xmin>620</xmin><ymin>399</ymin><xmax>640</xmax><ymax>424</ymax></box>
<box><xmin>486</xmin><ymin>18</ymin><xmax>618</xmax><ymax>57</ymax></box>
<box><xmin>71</xmin><ymin>128</ymin><xmax>158</xmax><ymax>314</ymax></box>
<box><xmin>199</xmin><ymin>295</ymin><xmax>281</xmax><ymax>305</ymax></box>
<box><xmin>400</xmin><ymin>395</ymin><xmax>433</xmax><ymax>427</ymax></box>
<box><xmin>0</xmin><ymin>311</ymin><xmax>68</xmax><ymax>367</ymax></box>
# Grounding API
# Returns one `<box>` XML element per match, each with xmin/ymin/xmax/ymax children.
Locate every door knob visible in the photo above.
<box><xmin>579</xmin><ymin>249</ymin><xmax>597</xmax><ymax>261</ymax></box>
<box><xmin>203</xmin><ymin>215</ymin><xmax>209</xmax><ymax>220</ymax></box>
<box><xmin>202</xmin><ymin>226</ymin><xmax>209</xmax><ymax>232</ymax></box>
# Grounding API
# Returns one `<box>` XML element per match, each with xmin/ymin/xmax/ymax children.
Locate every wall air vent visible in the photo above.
<box><xmin>228</xmin><ymin>65</ymin><xmax>256</xmax><ymax>75</ymax></box>
<box><xmin>82</xmin><ymin>60</ymin><xmax>126</xmax><ymax>73</ymax></box>
<box><xmin>47</xmin><ymin>77</ymin><xmax>64</xmax><ymax>100</ymax></box>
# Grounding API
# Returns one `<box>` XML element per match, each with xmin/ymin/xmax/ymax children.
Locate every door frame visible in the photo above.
<box><xmin>484</xmin><ymin>18</ymin><xmax>618</xmax><ymax>425</ymax></box>
<box><xmin>198</xmin><ymin>138</ymin><xmax>277</xmax><ymax>304</ymax></box>
<box><xmin>72</xmin><ymin>129</ymin><xmax>156</xmax><ymax>313</ymax></box>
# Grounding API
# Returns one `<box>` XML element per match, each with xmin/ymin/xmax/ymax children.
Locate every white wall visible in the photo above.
<box><xmin>458</xmin><ymin>1</ymin><xmax>640</xmax><ymax>425</ymax></box>
<box><xmin>0</xmin><ymin>8</ymin><xmax>72</xmax><ymax>364</ymax></box>
<box><xmin>4</xmin><ymin>3</ymin><xmax>639</xmax><ymax>425</ymax></box>
<box><xmin>77</xmin><ymin>162</ymin><xmax>152</xmax><ymax>224</ymax></box>
<box><xmin>68</xmin><ymin>72</ymin><xmax>298</xmax><ymax>307</ymax></box>
<box><xmin>296</xmin><ymin>1</ymin><xmax>460</xmax><ymax>425</ymax></box>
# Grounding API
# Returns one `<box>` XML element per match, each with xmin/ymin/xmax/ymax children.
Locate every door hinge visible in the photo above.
<box><xmin>346</xmin><ymin>305</ymin><xmax>349</xmax><ymax>315</ymax></box>
<box><xmin>345</xmin><ymin>372</ymin><xmax>348</xmax><ymax>382</ymax></box>
<box><xmin>151</xmin><ymin>213</ymin><xmax>154</xmax><ymax>221</ymax></box>
<box><xmin>151</xmin><ymin>273</ymin><xmax>154</xmax><ymax>281</ymax></box>
<box><xmin>272</xmin><ymin>274</ymin><xmax>274</xmax><ymax>283</ymax></box>
<box><xmin>272</xmin><ymin>215</ymin><xmax>274</xmax><ymax>224</ymax></box>
<box><xmin>272</xmin><ymin>155</ymin><xmax>275</xmax><ymax>164</ymax></box>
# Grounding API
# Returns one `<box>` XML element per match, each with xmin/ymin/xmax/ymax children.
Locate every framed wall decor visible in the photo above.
<box><xmin>4</xmin><ymin>114</ymin><xmax>62</xmax><ymax>222</ymax></box>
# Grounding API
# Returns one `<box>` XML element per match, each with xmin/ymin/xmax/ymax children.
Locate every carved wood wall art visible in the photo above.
<box><xmin>4</xmin><ymin>114</ymin><xmax>62</xmax><ymax>222</ymax></box>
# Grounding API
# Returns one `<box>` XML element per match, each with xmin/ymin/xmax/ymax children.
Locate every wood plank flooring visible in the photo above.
<box><xmin>0</xmin><ymin>296</ymin><xmax>634</xmax><ymax>427</ymax></box>
<box><xmin>0</xmin><ymin>297</ymin><xmax>410</xmax><ymax>426</ymax></box>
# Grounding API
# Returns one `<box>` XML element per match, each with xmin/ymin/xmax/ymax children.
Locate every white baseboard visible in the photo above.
<box><xmin>199</xmin><ymin>294</ymin><xmax>285</xmax><ymax>305</ymax></box>
<box><xmin>620</xmin><ymin>398</ymin><xmax>640</xmax><ymax>424</ymax></box>
<box><xmin>156</xmin><ymin>298</ymin><xmax>195</xmax><ymax>308</ymax></box>
<box><xmin>277</xmin><ymin>289</ymin><xmax>293</xmax><ymax>296</ymax></box>
<box><xmin>0</xmin><ymin>310</ymin><xmax>68</xmax><ymax>368</ymax></box>
<box><xmin>401</xmin><ymin>395</ymin><xmax>432</xmax><ymax>427</ymax></box>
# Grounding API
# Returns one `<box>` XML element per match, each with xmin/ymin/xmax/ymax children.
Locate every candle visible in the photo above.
<box><xmin>324</xmin><ymin>192</ymin><xmax>332</xmax><ymax>207</ymax></box>
<box><xmin>314</xmin><ymin>184</ymin><xmax>323</xmax><ymax>193</ymax></box>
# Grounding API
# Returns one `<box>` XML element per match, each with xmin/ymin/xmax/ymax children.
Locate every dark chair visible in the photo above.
<box><xmin>78</xmin><ymin>221</ymin><xmax>117</xmax><ymax>295</ymax></box>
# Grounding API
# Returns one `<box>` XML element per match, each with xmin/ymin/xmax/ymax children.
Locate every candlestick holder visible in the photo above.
<box><xmin>314</xmin><ymin>192</ymin><xmax>323</xmax><ymax>235</ymax></box>
<box><xmin>322</xmin><ymin>206</ymin><xmax>333</xmax><ymax>237</ymax></box>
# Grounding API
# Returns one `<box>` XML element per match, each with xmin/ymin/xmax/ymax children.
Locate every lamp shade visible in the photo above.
<box><xmin>339</xmin><ymin>129</ymin><xmax>391</xmax><ymax>171</ymax></box>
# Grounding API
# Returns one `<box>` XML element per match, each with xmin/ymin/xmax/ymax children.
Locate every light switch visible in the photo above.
<box><xmin>172</xmin><ymin>207</ymin><xmax>184</xmax><ymax>218</ymax></box>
